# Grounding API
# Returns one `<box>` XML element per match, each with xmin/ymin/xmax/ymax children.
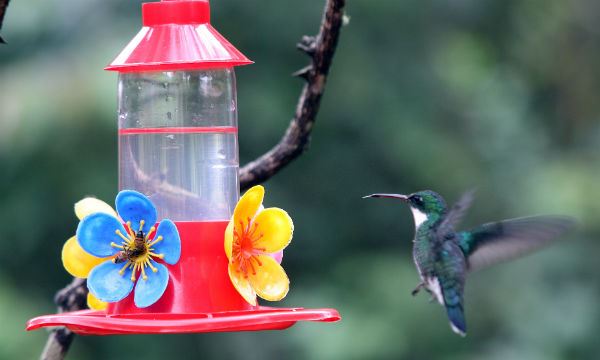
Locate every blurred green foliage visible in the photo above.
<box><xmin>1</xmin><ymin>0</ymin><xmax>600</xmax><ymax>359</ymax></box>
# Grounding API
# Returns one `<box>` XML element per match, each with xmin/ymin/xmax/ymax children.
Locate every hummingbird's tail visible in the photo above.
<box><xmin>446</xmin><ymin>304</ymin><xmax>467</xmax><ymax>337</ymax></box>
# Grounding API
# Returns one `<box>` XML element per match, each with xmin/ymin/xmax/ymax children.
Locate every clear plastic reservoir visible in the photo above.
<box><xmin>118</xmin><ymin>69</ymin><xmax>239</xmax><ymax>221</ymax></box>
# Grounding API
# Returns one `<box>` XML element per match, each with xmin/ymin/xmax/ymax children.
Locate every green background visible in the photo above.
<box><xmin>1</xmin><ymin>0</ymin><xmax>599</xmax><ymax>359</ymax></box>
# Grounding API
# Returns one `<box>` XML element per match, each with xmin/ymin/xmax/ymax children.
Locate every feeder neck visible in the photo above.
<box><xmin>142</xmin><ymin>0</ymin><xmax>210</xmax><ymax>26</ymax></box>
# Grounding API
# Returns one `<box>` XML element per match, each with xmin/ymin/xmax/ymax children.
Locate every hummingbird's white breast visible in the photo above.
<box><xmin>410</xmin><ymin>207</ymin><xmax>428</xmax><ymax>228</ymax></box>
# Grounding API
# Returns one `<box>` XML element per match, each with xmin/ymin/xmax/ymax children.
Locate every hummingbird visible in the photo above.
<box><xmin>363</xmin><ymin>190</ymin><xmax>574</xmax><ymax>336</ymax></box>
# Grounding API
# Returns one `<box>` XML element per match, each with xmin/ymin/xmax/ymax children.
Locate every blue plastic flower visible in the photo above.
<box><xmin>75</xmin><ymin>190</ymin><xmax>181</xmax><ymax>308</ymax></box>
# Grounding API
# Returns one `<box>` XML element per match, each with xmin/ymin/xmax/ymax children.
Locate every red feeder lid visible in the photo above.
<box><xmin>105</xmin><ymin>0</ymin><xmax>252</xmax><ymax>72</ymax></box>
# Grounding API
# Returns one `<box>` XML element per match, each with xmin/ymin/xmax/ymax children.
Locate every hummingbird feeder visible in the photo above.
<box><xmin>27</xmin><ymin>0</ymin><xmax>340</xmax><ymax>335</ymax></box>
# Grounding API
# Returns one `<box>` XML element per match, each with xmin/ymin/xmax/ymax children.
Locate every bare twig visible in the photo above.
<box><xmin>240</xmin><ymin>0</ymin><xmax>346</xmax><ymax>190</ymax></box>
<box><xmin>0</xmin><ymin>0</ymin><xmax>11</xmax><ymax>43</ymax></box>
<box><xmin>40</xmin><ymin>278</ymin><xmax>87</xmax><ymax>360</ymax></box>
<box><xmin>39</xmin><ymin>0</ymin><xmax>345</xmax><ymax>359</ymax></box>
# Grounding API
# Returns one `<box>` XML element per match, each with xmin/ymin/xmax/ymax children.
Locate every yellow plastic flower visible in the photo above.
<box><xmin>224</xmin><ymin>185</ymin><xmax>294</xmax><ymax>306</ymax></box>
<box><xmin>61</xmin><ymin>197</ymin><xmax>116</xmax><ymax>310</ymax></box>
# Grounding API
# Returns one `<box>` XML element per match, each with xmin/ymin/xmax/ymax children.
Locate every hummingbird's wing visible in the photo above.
<box><xmin>457</xmin><ymin>215</ymin><xmax>575</xmax><ymax>272</ymax></box>
<box><xmin>437</xmin><ymin>189</ymin><xmax>476</xmax><ymax>237</ymax></box>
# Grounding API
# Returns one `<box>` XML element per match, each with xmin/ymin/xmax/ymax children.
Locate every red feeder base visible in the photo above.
<box><xmin>28</xmin><ymin>220</ymin><xmax>341</xmax><ymax>335</ymax></box>
<box><xmin>26</xmin><ymin>307</ymin><xmax>340</xmax><ymax>335</ymax></box>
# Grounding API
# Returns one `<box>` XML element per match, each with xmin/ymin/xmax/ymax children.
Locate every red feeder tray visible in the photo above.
<box><xmin>27</xmin><ymin>307</ymin><xmax>340</xmax><ymax>335</ymax></box>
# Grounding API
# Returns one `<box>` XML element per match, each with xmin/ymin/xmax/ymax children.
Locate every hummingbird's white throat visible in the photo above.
<box><xmin>410</xmin><ymin>207</ymin><xmax>429</xmax><ymax>228</ymax></box>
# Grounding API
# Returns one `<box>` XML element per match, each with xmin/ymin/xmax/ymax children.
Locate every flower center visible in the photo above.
<box><xmin>111</xmin><ymin>220</ymin><xmax>165</xmax><ymax>282</ymax></box>
<box><xmin>232</xmin><ymin>217</ymin><xmax>266</xmax><ymax>278</ymax></box>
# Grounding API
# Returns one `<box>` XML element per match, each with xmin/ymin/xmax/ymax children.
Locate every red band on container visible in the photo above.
<box><xmin>118</xmin><ymin>126</ymin><xmax>238</xmax><ymax>135</ymax></box>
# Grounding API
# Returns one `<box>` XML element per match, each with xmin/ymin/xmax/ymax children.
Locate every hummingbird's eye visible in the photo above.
<box><xmin>411</xmin><ymin>195</ymin><xmax>424</xmax><ymax>206</ymax></box>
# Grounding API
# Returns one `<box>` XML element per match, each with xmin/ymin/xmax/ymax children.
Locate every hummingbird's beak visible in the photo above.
<box><xmin>362</xmin><ymin>193</ymin><xmax>408</xmax><ymax>201</ymax></box>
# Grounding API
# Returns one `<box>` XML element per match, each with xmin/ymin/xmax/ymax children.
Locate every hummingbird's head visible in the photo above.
<box><xmin>363</xmin><ymin>190</ymin><xmax>447</xmax><ymax>227</ymax></box>
<box><xmin>406</xmin><ymin>190</ymin><xmax>447</xmax><ymax>216</ymax></box>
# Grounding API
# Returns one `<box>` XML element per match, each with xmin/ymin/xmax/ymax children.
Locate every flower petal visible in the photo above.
<box><xmin>134</xmin><ymin>261</ymin><xmax>169</xmax><ymax>308</ymax></box>
<box><xmin>151</xmin><ymin>219</ymin><xmax>181</xmax><ymax>265</ymax></box>
<box><xmin>247</xmin><ymin>255</ymin><xmax>289</xmax><ymax>302</ymax></box>
<box><xmin>62</xmin><ymin>236</ymin><xmax>108</xmax><ymax>278</ymax></box>
<box><xmin>224</xmin><ymin>220</ymin><xmax>234</xmax><ymax>260</ymax></box>
<box><xmin>115</xmin><ymin>190</ymin><xmax>157</xmax><ymax>234</ymax></box>
<box><xmin>233</xmin><ymin>185</ymin><xmax>264</xmax><ymax>229</ymax></box>
<box><xmin>77</xmin><ymin>213</ymin><xmax>127</xmax><ymax>257</ymax></box>
<box><xmin>253</xmin><ymin>208</ymin><xmax>294</xmax><ymax>253</ymax></box>
<box><xmin>87</xmin><ymin>260</ymin><xmax>134</xmax><ymax>303</ymax></box>
<box><xmin>74</xmin><ymin>197</ymin><xmax>117</xmax><ymax>220</ymax></box>
<box><xmin>270</xmin><ymin>250</ymin><xmax>284</xmax><ymax>264</ymax></box>
<box><xmin>228</xmin><ymin>262</ymin><xmax>257</xmax><ymax>306</ymax></box>
<box><xmin>87</xmin><ymin>292</ymin><xmax>108</xmax><ymax>311</ymax></box>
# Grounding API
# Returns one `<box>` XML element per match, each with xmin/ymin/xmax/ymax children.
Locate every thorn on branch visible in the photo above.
<box><xmin>342</xmin><ymin>14</ymin><xmax>351</xmax><ymax>26</ymax></box>
<box><xmin>297</xmin><ymin>35</ymin><xmax>317</xmax><ymax>56</ymax></box>
<box><xmin>293</xmin><ymin>65</ymin><xmax>313</xmax><ymax>81</ymax></box>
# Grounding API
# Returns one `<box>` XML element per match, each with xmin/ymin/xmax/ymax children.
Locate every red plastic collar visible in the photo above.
<box><xmin>106</xmin><ymin>0</ymin><xmax>252</xmax><ymax>72</ymax></box>
<box><xmin>143</xmin><ymin>0</ymin><xmax>210</xmax><ymax>26</ymax></box>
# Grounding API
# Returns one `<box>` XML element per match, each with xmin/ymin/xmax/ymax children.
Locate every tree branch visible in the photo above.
<box><xmin>240</xmin><ymin>0</ymin><xmax>346</xmax><ymax>190</ymax></box>
<box><xmin>40</xmin><ymin>278</ymin><xmax>87</xmax><ymax>360</ymax></box>
<box><xmin>0</xmin><ymin>0</ymin><xmax>11</xmax><ymax>43</ymax></box>
<box><xmin>40</xmin><ymin>0</ymin><xmax>345</xmax><ymax>358</ymax></box>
